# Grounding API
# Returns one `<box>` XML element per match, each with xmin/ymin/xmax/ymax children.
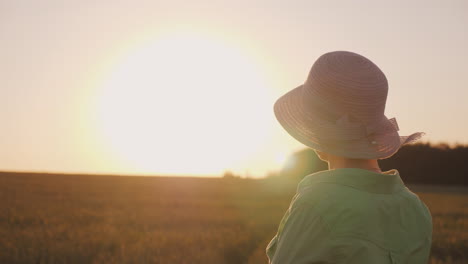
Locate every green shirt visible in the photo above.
<box><xmin>266</xmin><ymin>168</ymin><xmax>432</xmax><ymax>264</ymax></box>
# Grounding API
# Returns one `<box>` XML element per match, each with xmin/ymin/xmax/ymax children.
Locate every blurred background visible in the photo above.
<box><xmin>2</xmin><ymin>0</ymin><xmax>467</xmax><ymax>178</ymax></box>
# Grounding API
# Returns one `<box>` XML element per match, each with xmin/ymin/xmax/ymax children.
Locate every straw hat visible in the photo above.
<box><xmin>274</xmin><ymin>51</ymin><xmax>425</xmax><ymax>159</ymax></box>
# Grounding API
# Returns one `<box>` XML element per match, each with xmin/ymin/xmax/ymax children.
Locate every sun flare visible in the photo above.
<box><xmin>92</xmin><ymin>32</ymin><xmax>276</xmax><ymax>176</ymax></box>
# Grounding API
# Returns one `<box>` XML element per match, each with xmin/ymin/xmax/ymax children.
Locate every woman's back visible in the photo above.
<box><xmin>267</xmin><ymin>168</ymin><xmax>432</xmax><ymax>263</ymax></box>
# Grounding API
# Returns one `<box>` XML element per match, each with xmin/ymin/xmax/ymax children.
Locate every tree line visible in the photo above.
<box><xmin>274</xmin><ymin>143</ymin><xmax>468</xmax><ymax>186</ymax></box>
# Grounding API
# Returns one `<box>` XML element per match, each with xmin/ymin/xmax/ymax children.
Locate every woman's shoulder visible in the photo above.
<box><xmin>292</xmin><ymin>177</ymin><xmax>345</xmax><ymax>211</ymax></box>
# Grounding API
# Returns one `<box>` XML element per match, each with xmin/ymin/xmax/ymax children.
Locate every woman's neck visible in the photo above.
<box><xmin>328</xmin><ymin>156</ymin><xmax>382</xmax><ymax>173</ymax></box>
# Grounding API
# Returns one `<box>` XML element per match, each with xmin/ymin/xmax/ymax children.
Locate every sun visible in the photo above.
<box><xmin>92</xmin><ymin>31</ymin><xmax>276</xmax><ymax>176</ymax></box>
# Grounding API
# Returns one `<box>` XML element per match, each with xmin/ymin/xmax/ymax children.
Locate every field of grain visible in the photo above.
<box><xmin>0</xmin><ymin>172</ymin><xmax>466</xmax><ymax>263</ymax></box>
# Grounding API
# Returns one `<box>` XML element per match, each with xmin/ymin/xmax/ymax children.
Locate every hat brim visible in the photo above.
<box><xmin>274</xmin><ymin>85</ymin><xmax>423</xmax><ymax>159</ymax></box>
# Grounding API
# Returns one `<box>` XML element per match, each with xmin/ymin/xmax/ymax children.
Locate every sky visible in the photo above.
<box><xmin>1</xmin><ymin>0</ymin><xmax>467</xmax><ymax>177</ymax></box>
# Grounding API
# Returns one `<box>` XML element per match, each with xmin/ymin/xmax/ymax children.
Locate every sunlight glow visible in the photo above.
<box><xmin>275</xmin><ymin>152</ymin><xmax>287</xmax><ymax>165</ymax></box>
<box><xmin>92</xmin><ymin>31</ymin><xmax>274</xmax><ymax>175</ymax></box>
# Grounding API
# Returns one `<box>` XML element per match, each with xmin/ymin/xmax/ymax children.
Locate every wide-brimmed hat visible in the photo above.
<box><xmin>274</xmin><ymin>51</ymin><xmax>425</xmax><ymax>159</ymax></box>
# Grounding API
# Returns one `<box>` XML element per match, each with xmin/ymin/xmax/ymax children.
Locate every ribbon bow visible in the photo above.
<box><xmin>334</xmin><ymin>114</ymin><xmax>399</xmax><ymax>144</ymax></box>
<box><xmin>365</xmin><ymin>117</ymin><xmax>399</xmax><ymax>135</ymax></box>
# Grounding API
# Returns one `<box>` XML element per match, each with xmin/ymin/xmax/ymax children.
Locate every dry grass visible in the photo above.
<box><xmin>0</xmin><ymin>173</ymin><xmax>466</xmax><ymax>263</ymax></box>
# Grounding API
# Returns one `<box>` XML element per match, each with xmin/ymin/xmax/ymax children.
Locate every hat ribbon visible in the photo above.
<box><xmin>333</xmin><ymin>114</ymin><xmax>400</xmax><ymax>142</ymax></box>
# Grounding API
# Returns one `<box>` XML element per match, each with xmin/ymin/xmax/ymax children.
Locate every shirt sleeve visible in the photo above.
<box><xmin>270</xmin><ymin>202</ymin><xmax>332</xmax><ymax>264</ymax></box>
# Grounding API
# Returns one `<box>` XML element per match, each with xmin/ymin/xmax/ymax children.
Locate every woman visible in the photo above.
<box><xmin>267</xmin><ymin>51</ymin><xmax>432</xmax><ymax>263</ymax></box>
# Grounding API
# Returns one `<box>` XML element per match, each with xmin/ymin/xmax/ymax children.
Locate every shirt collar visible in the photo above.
<box><xmin>297</xmin><ymin>168</ymin><xmax>405</xmax><ymax>194</ymax></box>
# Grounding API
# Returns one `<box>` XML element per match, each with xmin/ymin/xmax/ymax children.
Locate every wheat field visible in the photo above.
<box><xmin>0</xmin><ymin>173</ymin><xmax>466</xmax><ymax>263</ymax></box>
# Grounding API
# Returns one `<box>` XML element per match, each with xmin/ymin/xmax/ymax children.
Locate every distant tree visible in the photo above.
<box><xmin>276</xmin><ymin>143</ymin><xmax>468</xmax><ymax>185</ymax></box>
<box><xmin>278</xmin><ymin>148</ymin><xmax>327</xmax><ymax>180</ymax></box>
<box><xmin>379</xmin><ymin>142</ymin><xmax>468</xmax><ymax>185</ymax></box>
<box><xmin>223</xmin><ymin>170</ymin><xmax>241</xmax><ymax>179</ymax></box>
